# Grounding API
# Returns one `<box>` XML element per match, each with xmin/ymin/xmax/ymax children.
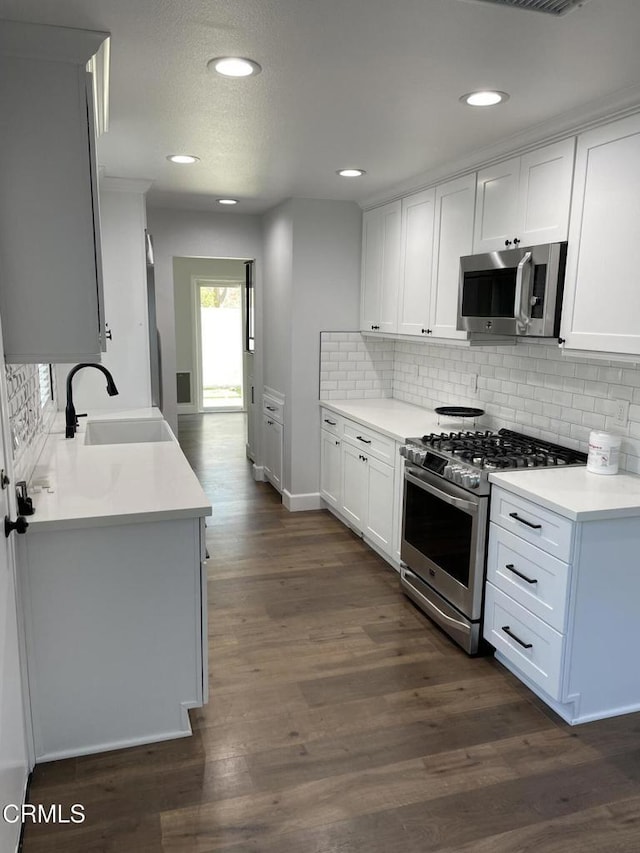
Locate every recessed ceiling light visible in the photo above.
<box><xmin>167</xmin><ymin>154</ymin><xmax>199</xmax><ymax>164</ymax></box>
<box><xmin>337</xmin><ymin>169</ymin><xmax>366</xmax><ymax>177</ymax></box>
<box><xmin>207</xmin><ymin>57</ymin><xmax>262</xmax><ymax>78</ymax></box>
<box><xmin>217</xmin><ymin>198</ymin><xmax>238</xmax><ymax>205</ymax></box>
<box><xmin>460</xmin><ymin>90</ymin><xmax>510</xmax><ymax>107</ymax></box>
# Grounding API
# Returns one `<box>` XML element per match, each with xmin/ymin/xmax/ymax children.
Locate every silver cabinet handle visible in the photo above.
<box><xmin>514</xmin><ymin>251</ymin><xmax>532</xmax><ymax>333</ymax></box>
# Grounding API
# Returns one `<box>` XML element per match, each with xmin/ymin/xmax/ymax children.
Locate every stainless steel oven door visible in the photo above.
<box><xmin>401</xmin><ymin>466</ymin><xmax>488</xmax><ymax>621</ymax></box>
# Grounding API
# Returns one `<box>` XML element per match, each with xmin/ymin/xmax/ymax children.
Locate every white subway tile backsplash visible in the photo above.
<box><xmin>320</xmin><ymin>332</ymin><xmax>640</xmax><ymax>471</ymax></box>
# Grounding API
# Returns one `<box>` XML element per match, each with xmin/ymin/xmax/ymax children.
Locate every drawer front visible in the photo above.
<box><xmin>263</xmin><ymin>395</ymin><xmax>284</xmax><ymax>424</ymax></box>
<box><xmin>490</xmin><ymin>486</ymin><xmax>573</xmax><ymax>561</ymax></box>
<box><xmin>320</xmin><ymin>408</ymin><xmax>342</xmax><ymax>436</ymax></box>
<box><xmin>484</xmin><ymin>582</ymin><xmax>564</xmax><ymax>700</ymax></box>
<box><xmin>343</xmin><ymin>420</ymin><xmax>396</xmax><ymax>464</ymax></box>
<box><xmin>487</xmin><ymin>523</ymin><xmax>570</xmax><ymax>632</ymax></box>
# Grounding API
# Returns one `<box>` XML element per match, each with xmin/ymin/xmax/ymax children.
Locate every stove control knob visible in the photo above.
<box><xmin>399</xmin><ymin>445</ymin><xmax>409</xmax><ymax>459</ymax></box>
<box><xmin>468</xmin><ymin>473</ymin><xmax>481</xmax><ymax>489</ymax></box>
<box><xmin>460</xmin><ymin>471</ymin><xmax>472</xmax><ymax>488</ymax></box>
<box><xmin>444</xmin><ymin>464</ymin><xmax>454</xmax><ymax>480</ymax></box>
<box><xmin>413</xmin><ymin>449</ymin><xmax>426</xmax><ymax>466</ymax></box>
<box><xmin>452</xmin><ymin>466</ymin><xmax>463</xmax><ymax>485</ymax></box>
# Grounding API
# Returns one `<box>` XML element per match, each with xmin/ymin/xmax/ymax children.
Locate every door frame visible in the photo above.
<box><xmin>191</xmin><ymin>276</ymin><xmax>246</xmax><ymax>414</ymax></box>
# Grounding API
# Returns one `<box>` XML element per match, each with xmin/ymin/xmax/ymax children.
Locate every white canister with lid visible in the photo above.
<box><xmin>587</xmin><ymin>430</ymin><xmax>621</xmax><ymax>475</ymax></box>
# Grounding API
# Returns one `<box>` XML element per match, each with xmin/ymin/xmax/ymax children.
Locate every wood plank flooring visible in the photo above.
<box><xmin>22</xmin><ymin>413</ymin><xmax>640</xmax><ymax>851</ymax></box>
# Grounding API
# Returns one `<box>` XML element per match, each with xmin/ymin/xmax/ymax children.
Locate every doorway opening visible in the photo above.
<box><xmin>194</xmin><ymin>279</ymin><xmax>244</xmax><ymax>412</ymax></box>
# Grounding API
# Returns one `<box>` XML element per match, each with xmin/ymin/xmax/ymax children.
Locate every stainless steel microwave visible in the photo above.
<box><xmin>457</xmin><ymin>242</ymin><xmax>567</xmax><ymax>337</ymax></box>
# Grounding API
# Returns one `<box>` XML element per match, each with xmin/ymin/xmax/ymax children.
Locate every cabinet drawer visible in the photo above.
<box><xmin>484</xmin><ymin>582</ymin><xmax>564</xmax><ymax>700</ymax></box>
<box><xmin>263</xmin><ymin>394</ymin><xmax>284</xmax><ymax>424</ymax></box>
<box><xmin>343</xmin><ymin>420</ymin><xmax>395</xmax><ymax>464</ymax></box>
<box><xmin>320</xmin><ymin>408</ymin><xmax>342</xmax><ymax>436</ymax></box>
<box><xmin>490</xmin><ymin>486</ymin><xmax>573</xmax><ymax>562</ymax></box>
<box><xmin>487</xmin><ymin>523</ymin><xmax>570</xmax><ymax>633</ymax></box>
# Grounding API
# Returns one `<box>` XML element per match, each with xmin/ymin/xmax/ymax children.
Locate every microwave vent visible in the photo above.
<box><xmin>463</xmin><ymin>0</ymin><xmax>589</xmax><ymax>15</ymax></box>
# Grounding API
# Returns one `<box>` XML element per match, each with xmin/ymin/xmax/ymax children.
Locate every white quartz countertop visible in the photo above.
<box><xmin>320</xmin><ymin>398</ymin><xmax>477</xmax><ymax>442</ymax></box>
<box><xmin>489</xmin><ymin>467</ymin><xmax>640</xmax><ymax>521</ymax></box>
<box><xmin>26</xmin><ymin>410</ymin><xmax>212</xmax><ymax>532</ymax></box>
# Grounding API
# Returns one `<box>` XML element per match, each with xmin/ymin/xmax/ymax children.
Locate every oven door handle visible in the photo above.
<box><xmin>403</xmin><ymin>569</ymin><xmax>472</xmax><ymax>633</ymax></box>
<box><xmin>405</xmin><ymin>470</ymin><xmax>478</xmax><ymax>514</ymax></box>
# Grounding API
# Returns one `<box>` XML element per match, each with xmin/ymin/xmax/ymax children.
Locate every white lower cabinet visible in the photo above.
<box><xmin>320</xmin><ymin>428</ymin><xmax>342</xmax><ymax>509</ymax></box>
<box><xmin>263</xmin><ymin>391</ymin><xmax>285</xmax><ymax>493</ymax></box>
<box><xmin>263</xmin><ymin>414</ymin><xmax>283</xmax><ymax>492</ymax></box>
<box><xmin>320</xmin><ymin>410</ymin><xmax>398</xmax><ymax>563</ymax></box>
<box><xmin>485</xmin><ymin>485</ymin><xmax>640</xmax><ymax>724</ymax></box>
<box><xmin>21</xmin><ymin>517</ymin><xmax>207</xmax><ymax>760</ymax></box>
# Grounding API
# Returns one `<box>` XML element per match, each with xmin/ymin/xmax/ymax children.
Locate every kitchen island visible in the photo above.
<box><xmin>19</xmin><ymin>410</ymin><xmax>211</xmax><ymax>761</ymax></box>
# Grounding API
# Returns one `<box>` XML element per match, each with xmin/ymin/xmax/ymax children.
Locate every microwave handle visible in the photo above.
<box><xmin>514</xmin><ymin>251</ymin><xmax>533</xmax><ymax>333</ymax></box>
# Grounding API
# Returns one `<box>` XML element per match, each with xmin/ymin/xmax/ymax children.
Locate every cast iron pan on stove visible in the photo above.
<box><xmin>434</xmin><ymin>406</ymin><xmax>485</xmax><ymax>418</ymax></box>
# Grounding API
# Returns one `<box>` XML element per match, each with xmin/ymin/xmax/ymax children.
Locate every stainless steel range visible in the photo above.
<box><xmin>399</xmin><ymin>429</ymin><xmax>587</xmax><ymax>654</ymax></box>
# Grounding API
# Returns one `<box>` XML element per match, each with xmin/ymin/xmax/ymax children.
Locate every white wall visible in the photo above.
<box><xmin>289</xmin><ymin>199</ymin><xmax>362</xmax><ymax>498</ymax></box>
<box><xmin>55</xmin><ymin>182</ymin><xmax>152</xmax><ymax>413</ymax></box>
<box><xmin>145</xmin><ymin>208</ymin><xmax>262</xmax><ymax>432</ymax></box>
<box><xmin>261</xmin><ymin>198</ymin><xmax>361</xmax><ymax>500</ymax></box>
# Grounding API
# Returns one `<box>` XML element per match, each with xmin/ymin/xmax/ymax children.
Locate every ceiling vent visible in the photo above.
<box><xmin>464</xmin><ymin>0</ymin><xmax>589</xmax><ymax>15</ymax></box>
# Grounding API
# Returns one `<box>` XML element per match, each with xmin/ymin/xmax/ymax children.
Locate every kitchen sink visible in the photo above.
<box><xmin>84</xmin><ymin>418</ymin><xmax>175</xmax><ymax>446</ymax></box>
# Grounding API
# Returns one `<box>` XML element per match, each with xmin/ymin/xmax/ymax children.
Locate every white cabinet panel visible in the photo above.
<box><xmin>474</xmin><ymin>157</ymin><xmax>520</xmax><ymax>253</ymax></box>
<box><xmin>341</xmin><ymin>441</ymin><xmax>368</xmax><ymax>528</ymax></box>
<box><xmin>397</xmin><ymin>189</ymin><xmax>436</xmax><ymax>337</ymax></box>
<box><xmin>263</xmin><ymin>415</ymin><xmax>283</xmax><ymax>493</ymax></box>
<box><xmin>474</xmin><ymin>139</ymin><xmax>574</xmax><ymax>253</ymax></box>
<box><xmin>485</xmin><ymin>582</ymin><xmax>564</xmax><ymax>700</ymax></box>
<box><xmin>0</xmin><ymin>28</ymin><xmax>107</xmax><ymax>363</ymax></box>
<box><xmin>360</xmin><ymin>201</ymin><xmax>401</xmax><ymax>333</ymax></box>
<box><xmin>490</xmin><ymin>486</ymin><xmax>573</xmax><ymax>562</ymax></box>
<box><xmin>365</xmin><ymin>455</ymin><xmax>395</xmax><ymax>552</ymax></box>
<box><xmin>561</xmin><ymin>114</ymin><xmax>640</xmax><ymax>355</ymax></box>
<box><xmin>518</xmin><ymin>139</ymin><xmax>575</xmax><ymax>246</ymax></box>
<box><xmin>430</xmin><ymin>173</ymin><xmax>476</xmax><ymax>340</ymax></box>
<box><xmin>320</xmin><ymin>429</ymin><xmax>342</xmax><ymax>509</ymax></box>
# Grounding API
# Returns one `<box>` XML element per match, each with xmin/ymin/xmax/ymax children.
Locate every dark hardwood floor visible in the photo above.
<box><xmin>23</xmin><ymin>413</ymin><xmax>640</xmax><ymax>851</ymax></box>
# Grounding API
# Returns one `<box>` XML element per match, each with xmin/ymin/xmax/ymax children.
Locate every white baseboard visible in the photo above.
<box><xmin>253</xmin><ymin>464</ymin><xmax>265</xmax><ymax>481</ymax></box>
<box><xmin>282</xmin><ymin>490</ymin><xmax>323</xmax><ymax>512</ymax></box>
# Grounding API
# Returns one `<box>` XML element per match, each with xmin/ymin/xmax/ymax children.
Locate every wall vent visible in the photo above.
<box><xmin>464</xmin><ymin>0</ymin><xmax>589</xmax><ymax>15</ymax></box>
<box><xmin>176</xmin><ymin>372</ymin><xmax>192</xmax><ymax>405</ymax></box>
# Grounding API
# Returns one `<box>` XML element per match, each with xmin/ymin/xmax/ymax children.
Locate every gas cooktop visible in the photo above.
<box><xmin>400</xmin><ymin>428</ymin><xmax>588</xmax><ymax>495</ymax></box>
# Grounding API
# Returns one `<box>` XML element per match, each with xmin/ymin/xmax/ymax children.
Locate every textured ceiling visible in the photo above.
<box><xmin>1</xmin><ymin>0</ymin><xmax>640</xmax><ymax>213</ymax></box>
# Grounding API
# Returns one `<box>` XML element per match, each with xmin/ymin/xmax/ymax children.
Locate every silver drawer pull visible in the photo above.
<box><xmin>502</xmin><ymin>625</ymin><xmax>533</xmax><ymax>649</ymax></box>
<box><xmin>324</xmin><ymin>418</ymin><xmax>337</xmax><ymax>426</ymax></box>
<box><xmin>505</xmin><ymin>563</ymin><xmax>537</xmax><ymax>585</ymax></box>
<box><xmin>509</xmin><ymin>511</ymin><xmax>542</xmax><ymax>530</ymax></box>
<box><xmin>356</xmin><ymin>436</ymin><xmax>372</xmax><ymax>444</ymax></box>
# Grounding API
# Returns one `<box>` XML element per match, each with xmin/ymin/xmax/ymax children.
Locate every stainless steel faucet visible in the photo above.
<box><xmin>65</xmin><ymin>364</ymin><xmax>119</xmax><ymax>438</ymax></box>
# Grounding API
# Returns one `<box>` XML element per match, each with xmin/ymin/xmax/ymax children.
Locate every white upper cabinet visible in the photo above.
<box><xmin>0</xmin><ymin>22</ymin><xmax>108</xmax><ymax>363</ymax></box>
<box><xmin>561</xmin><ymin>114</ymin><xmax>640</xmax><ymax>356</ymax></box>
<box><xmin>430</xmin><ymin>173</ymin><xmax>476</xmax><ymax>340</ymax></box>
<box><xmin>360</xmin><ymin>201</ymin><xmax>401</xmax><ymax>333</ymax></box>
<box><xmin>474</xmin><ymin>138</ymin><xmax>575</xmax><ymax>253</ymax></box>
<box><xmin>396</xmin><ymin>189</ymin><xmax>436</xmax><ymax>337</ymax></box>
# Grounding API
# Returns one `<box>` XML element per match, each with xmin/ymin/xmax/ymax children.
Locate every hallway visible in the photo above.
<box><xmin>22</xmin><ymin>414</ymin><xmax>640</xmax><ymax>852</ymax></box>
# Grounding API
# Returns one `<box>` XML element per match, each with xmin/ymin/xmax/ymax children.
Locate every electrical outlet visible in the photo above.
<box><xmin>613</xmin><ymin>398</ymin><xmax>629</xmax><ymax>428</ymax></box>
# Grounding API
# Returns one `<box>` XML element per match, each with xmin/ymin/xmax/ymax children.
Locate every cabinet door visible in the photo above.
<box><xmin>517</xmin><ymin>138</ymin><xmax>575</xmax><ymax>247</ymax></box>
<box><xmin>341</xmin><ymin>442</ymin><xmax>367</xmax><ymax>530</ymax></box>
<box><xmin>430</xmin><ymin>173</ymin><xmax>476</xmax><ymax>339</ymax></box>
<box><xmin>269</xmin><ymin>419</ymin><xmax>283</xmax><ymax>492</ymax></box>
<box><xmin>561</xmin><ymin>114</ymin><xmax>640</xmax><ymax>355</ymax></box>
<box><xmin>0</xmin><ymin>56</ymin><xmax>103</xmax><ymax>362</ymax></box>
<box><xmin>365</xmin><ymin>457</ymin><xmax>395</xmax><ymax>555</ymax></box>
<box><xmin>396</xmin><ymin>189</ymin><xmax>435</xmax><ymax>336</ymax></box>
<box><xmin>360</xmin><ymin>201</ymin><xmax>401</xmax><ymax>333</ymax></box>
<box><xmin>473</xmin><ymin>157</ymin><xmax>520</xmax><ymax>253</ymax></box>
<box><xmin>320</xmin><ymin>430</ymin><xmax>342</xmax><ymax>508</ymax></box>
